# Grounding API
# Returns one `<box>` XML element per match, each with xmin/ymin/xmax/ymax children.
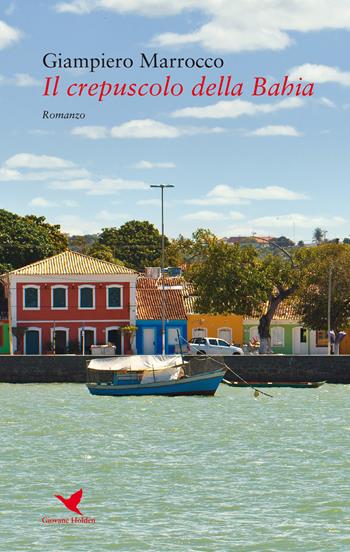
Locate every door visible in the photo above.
<box><xmin>81</xmin><ymin>329</ymin><xmax>95</xmax><ymax>354</ymax></box>
<box><xmin>167</xmin><ymin>327</ymin><xmax>180</xmax><ymax>354</ymax></box>
<box><xmin>293</xmin><ymin>326</ymin><xmax>308</xmax><ymax>354</ymax></box>
<box><xmin>218</xmin><ymin>328</ymin><xmax>232</xmax><ymax>344</ymax></box>
<box><xmin>25</xmin><ymin>330</ymin><xmax>40</xmax><ymax>354</ymax></box>
<box><xmin>54</xmin><ymin>330</ymin><xmax>67</xmax><ymax>354</ymax></box>
<box><xmin>143</xmin><ymin>328</ymin><xmax>156</xmax><ymax>354</ymax></box>
<box><xmin>107</xmin><ymin>329</ymin><xmax>121</xmax><ymax>354</ymax></box>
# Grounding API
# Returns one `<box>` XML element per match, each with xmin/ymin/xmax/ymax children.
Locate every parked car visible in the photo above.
<box><xmin>186</xmin><ymin>337</ymin><xmax>244</xmax><ymax>355</ymax></box>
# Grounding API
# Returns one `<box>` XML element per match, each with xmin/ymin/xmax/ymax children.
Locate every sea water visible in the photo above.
<box><xmin>0</xmin><ymin>383</ymin><xmax>349</xmax><ymax>551</ymax></box>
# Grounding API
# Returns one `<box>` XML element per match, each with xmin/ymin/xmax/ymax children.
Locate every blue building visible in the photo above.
<box><xmin>136</xmin><ymin>276</ymin><xmax>188</xmax><ymax>354</ymax></box>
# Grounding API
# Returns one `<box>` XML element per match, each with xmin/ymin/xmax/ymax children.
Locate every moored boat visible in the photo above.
<box><xmin>87</xmin><ymin>355</ymin><xmax>225</xmax><ymax>397</ymax></box>
<box><xmin>223</xmin><ymin>379</ymin><xmax>326</xmax><ymax>389</ymax></box>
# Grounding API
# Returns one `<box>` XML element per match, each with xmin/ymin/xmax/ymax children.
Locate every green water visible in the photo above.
<box><xmin>0</xmin><ymin>383</ymin><xmax>349</xmax><ymax>552</ymax></box>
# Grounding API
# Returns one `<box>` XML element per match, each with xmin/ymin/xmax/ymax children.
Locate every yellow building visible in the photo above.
<box><xmin>187</xmin><ymin>314</ymin><xmax>243</xmax><ymax>346</ymax></box>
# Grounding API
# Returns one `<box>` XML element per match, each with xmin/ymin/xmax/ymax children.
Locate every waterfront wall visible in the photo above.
<box><xmin>0</xmin><ymin>354</ymin><xmax>349</xmax><ymax>384</ymax></box>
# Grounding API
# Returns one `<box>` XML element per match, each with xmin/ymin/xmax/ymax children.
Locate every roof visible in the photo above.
<box><xmin>246</xmin><ymin>299</ymin><xmax>301</xmax><ymax>321</ymax></box>
<box><xmin>137</xmin><ymin>289</ymin><xmax>187</xmax><ymax>320</ymax></box>
<box><xmin>6</xmin><ymin>250</ymin><xmax>137</xmax><ymax>276</ymax></box>
<box><xmin>136</xmin><ymin>275</ymin><xmax>194</xmax><ymax>320</ymax></box>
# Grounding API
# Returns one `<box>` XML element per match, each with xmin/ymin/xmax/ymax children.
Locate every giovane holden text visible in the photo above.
<box><xmin>43</xmin><ymin>75</ymin><xmax>314</xmax><ymax>102</ymax></box>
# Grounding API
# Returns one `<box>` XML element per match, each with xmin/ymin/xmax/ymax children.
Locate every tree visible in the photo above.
<box><xmin>295</xmin><ymin>243</ymin><xmax>350</xmax><ymax>354</ymax></box>
<box><xmin>186</xmin><ymin>235</ymin><xmax>270</xmax><ymax>318</ymax></box>
<box><xmin>273</xmin><ymin>236</ymin><xmax>295</xmax><ymax>248</ymax></box>
<box><xmin>313</xmin><ymin>227</ymin><xmax>326</xmax><ymax>244</ymax></box>
<box><xmin>0</xmin><ymin>209</ymin><xmax>67</xmax><ymax>271</ymax></box>
<box><xmin>86</xmin><ymin>243</ymin><xmax>124</xmax><ymax>265</ymax></box>
<box><xmin>99</xmin><ymin>220</ymin><xmax>168</xmax><ymax>270</ymax></box>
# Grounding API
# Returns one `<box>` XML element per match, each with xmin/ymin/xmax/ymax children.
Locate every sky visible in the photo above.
<box><xmin>0</xmin><ymin>0</ymin><xmax>349</xmax><ymax>242</ymax></box>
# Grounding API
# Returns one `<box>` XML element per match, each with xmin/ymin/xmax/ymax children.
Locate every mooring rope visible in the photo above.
<box><xmin>178</xmin><ymin>335</ymin><xmax>273</xmax><ymax>398</ymax></box>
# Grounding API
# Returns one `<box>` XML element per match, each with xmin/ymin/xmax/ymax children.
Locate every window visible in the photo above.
<box><xmin>208</xmin><ymin>338</ymin><xmax>218</xmax><ymax>346</ymax></box>
<box><xmin>24</xmin><ymin>286</ymin><xmax>39</xmax><ymax>309</ymax></box>
<box><xmin>192</xmin><ymin>327</ymin><xmax>207</xmax><ymax>338</ymax></box>
<box><xmin>107</xmin><ymin>286</ymin><xmax>122</xmax><ymax>309</ymax></box>
<box><xmin>52</xmin><ymin>286</ymin><xmax>67</xmax><ymax>309</ymax></box>
<box><xmin>271</xmin><ymin>326</ymin><xmax>284</xmax><ymax>347</ymax></box>
<box><xmin>249</xmin><ymin>327</ymin><xmax>259</xmax><ymax>341</ymax></box>
<box><xmin>218</xmin><ymin>339</ymin><xmax>230</xmax><ymax>347</ymax></box>
<box><xmin>316</xmin><ymin>330</ymin><xmax>328</xmax><ymax>347</ymax></box>
<box><xmin>79</xmin><ymin>286</ymin><xmax>95</xmax><ymax>309</ymax></box>
<box><xmin>300</xmin><ymin>328</ymin><xmax>307</xmax><ymax>343</ymax></box>
<box><xmin>218</xmin><ymin>327</ymin><xmax>232</xmax><ymax>344</ymax></box>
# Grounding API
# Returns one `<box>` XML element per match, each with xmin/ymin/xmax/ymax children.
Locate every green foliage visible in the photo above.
<box><xmin>99</xmin><ymin>220</ymin><xmax>167</xmax><ymax>270</ymax></box>
<box><xmin>0</xmin><ymin>209</ymin><xmax>67</xmax><ymax>271</ymax></box>
<box><xmin>295</xmin><ymin>243</ymin><xmax>350</xmax><ymax>332</ymax></box>
<box><xmin>68</xmin><ymin>234</ymin><xmax>98</xmax><ymax>253</ymax></box>
<box><xmin>186</xmin><ymin>238</ymin><xmax>270</xmax><ymax>316</ymax></box>
<box><xmin>86</xmin><ymin>243</ymin><xmax>124</xmax><ymax>265</ymax></box>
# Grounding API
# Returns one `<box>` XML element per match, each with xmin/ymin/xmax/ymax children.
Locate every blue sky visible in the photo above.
<box><xmin>0</xmin><ymin>1</ymin><xmax>349</xmax><ymax>242</ymax></box>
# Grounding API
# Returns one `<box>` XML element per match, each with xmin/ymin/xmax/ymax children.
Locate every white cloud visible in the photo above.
<box><xmin>252</xmin><ymin>213</ymin><xmax>347</xmax><ymax>228</ymax></box>
<box><xmin>289</xmin><ymin>63</ymin><xmax>350</xmax><ymax>86</ymax></box>
<box><xmin>54</xmin><ymin>1</ymin><xmax>350</xmax><ymax>53</ymax></box>
<box><xmin>318</xmin><ymin>97</ymin><xmax>336</xmax><ymax>108</ymax></box>
<box><xmin>49</xmin><ymin>177</ymin><xmax>149</xmax><ymax>195</ymax></box>
<box><xmin>182</xmin><ymin>210</ymin><xmax>223</xmax><ymax>221</ymax></box>
<box><xmin>72</xmin><ymin>119</ymin><xmax>224</xmax><ymax>139</ymax></box>
<box><xmin>0</xmin><ymin>73</ymin><xmax>40</xmax><ymax>87</ymax></box>
<box><xmin>71</xmin><ymin>126</ymin><xmax>109</xmax><ymax>140</ymax></box>
<box><xmin>133</xmin><ymin>160</ymin><xmax>176</xmax><ymax>169</ymax></box>
<box><xmin>248</xmin><ymin>125</ymin><xmax>302</xmax><ymax>137</ymax></box>
<box><xmin>5</xmin><ymin>153</ymin><xmax>75</xmax><ymax>169</ymax></box>
<box><xmin>208</xmin><ymin>185</ymin><xmax>307</xmax><ymax>202</ymax></box>
<box><xmin>0</xmin><ymin>20</ymin><xmax>21</xmax><ymax>50</ymax></box>
<box><xmin>95</xmin><ymin>210</ymin><xmax>130</xmax><ymax>221</ymax></box>
<box><xmin>229</xmin><ymin>211</ymin><xmax>245</xmax><ymax>220</ymax></box>
<box><xmin>172</xmin><ymin>97</ymin><xmax>303</xmax><ymax>119</ymax></box>
<box><xmin>29</xmin><ymin>197</ymin><xmax>57</xmax><ymax>207</ymax></box>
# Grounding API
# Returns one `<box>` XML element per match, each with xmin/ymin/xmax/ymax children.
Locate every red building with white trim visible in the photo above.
<box><xmin>4</xmin><ymin>251</ymin><xmax>137</xmax><ymax>355</ymax></box>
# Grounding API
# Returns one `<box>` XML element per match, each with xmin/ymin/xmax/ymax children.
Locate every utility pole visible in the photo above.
<box><xmin>150</xmin><ymin>184</ymin><xmax>174</xmax><ymax>355</ymax></box>
<box><xmin>328</xmin><ymin>266</ymin><xmax>333</xmax><ymax>355</ymax></box>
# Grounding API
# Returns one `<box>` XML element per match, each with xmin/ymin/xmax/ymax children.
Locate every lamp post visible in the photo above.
<box><xmin>150</xmin><ymin>184</ymin><xmax>174</xmax><ymax>354</ymax></box>
<box><xmin>328</xmin><ymin>266</ymin><xmax>333</xmax><ymax>355</ymax></box>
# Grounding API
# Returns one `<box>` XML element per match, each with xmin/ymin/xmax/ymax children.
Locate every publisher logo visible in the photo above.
<box><xmin>41</xmin><ymin>488</ymin><xmax>96</xmax><ymax>525</ymax></box>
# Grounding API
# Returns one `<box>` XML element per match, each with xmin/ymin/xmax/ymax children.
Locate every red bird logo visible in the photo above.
<box><xmin>55</xmin><ymin>488</ymin><xmax>84</xmax><ymax>516</ymax></box>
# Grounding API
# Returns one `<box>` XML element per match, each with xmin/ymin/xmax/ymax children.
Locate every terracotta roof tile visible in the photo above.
<box><xmin>8</xmin><ymin>250</ymin><xmax>136</xmax><ymax>276</ymax></box>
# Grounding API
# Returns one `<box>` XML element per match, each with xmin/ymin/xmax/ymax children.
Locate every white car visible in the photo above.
<box><xmin>187</xmin><ymin>337</ymin><xmax>244</xmax><ymax>355</ymax></box>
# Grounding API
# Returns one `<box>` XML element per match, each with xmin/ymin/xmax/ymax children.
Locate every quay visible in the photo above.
<box><xmin>0</xmin><ymin>355</ymin><xmax>349</xmax><ymax>384</ymax></box>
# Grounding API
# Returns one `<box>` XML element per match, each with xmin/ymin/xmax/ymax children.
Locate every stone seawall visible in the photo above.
<box><xmin>0</xmin><ymin>354</ymin><xmax>349</xmax><ymax>384</ymax></box>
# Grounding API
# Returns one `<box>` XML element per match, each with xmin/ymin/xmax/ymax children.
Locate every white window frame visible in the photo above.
<box><xmin>271</xmin><ymin>326</ymin><xmax>285</xmax><ymax>348</ymax></box>
<box><xmin>105</xmin><ymin>326</ymin><xmax>123</xmax><ymax>354</ymax></box>
<box><xmin>106</xmin><ymin>285</ymin><xmax>123</xmax><ymax>310</ymax></box>
<box><xmin>51</xmin><ymin>285</ymin><xmax>68</xmax><ymax>310</ymax></box>
<box><xmin>217</xmin><ymin>327</ymin><xmax>232</xmax><ymax>344</ymax></box>
<box><xmin>23</xmin><ymin>285</ymin><xmax>40</xmax><ymax>311</ymax></box>
<box><xmin>50</xmin><ymin>327</ymin><xmax>69</xmax><ymax>351</ymax></box>
<box><xmin>78</xmin><ymin>327</ymin><xmax>96</xmax><ymax>349</ymax></box>
<box><xmin>78</xmin><ymin>285</ymin><xmax>95</xmax><ymax>310</ymax></box>
<box><xmin>24</xmin><ymin>327</ymin><xmax>42</xmax><ymax>354</ymax></box>
<box><xmin>249</xmin><ymin>326</ymin><xmax>260</xmax><ymax>341</ymax></box>
<box><xmin>192</xmin><ymin>327</ymin><xmax>207</xmax><ymax>338</ymax></box>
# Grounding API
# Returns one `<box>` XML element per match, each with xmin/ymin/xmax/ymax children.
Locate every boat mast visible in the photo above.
<box><xmin>150</xmin><ymin>184</ymin><xmax>174</xmax><ymax>354</ymax></box>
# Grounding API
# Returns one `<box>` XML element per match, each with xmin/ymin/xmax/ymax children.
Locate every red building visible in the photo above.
<box><xmin>5</xmin><ymin>251</ymin><xmax>137</xmax><ymax>355</ymax></box>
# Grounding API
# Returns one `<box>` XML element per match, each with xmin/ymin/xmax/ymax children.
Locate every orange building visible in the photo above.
<box><xmin>187</xmin><ymin>314</ymin><xmax>243</xmax><ymax>347</ymax></box>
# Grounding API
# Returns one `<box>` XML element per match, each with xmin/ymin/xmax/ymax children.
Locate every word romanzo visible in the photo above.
<box><xmin>42</xmin><ymin>111</ymin><xmax>85</xmax><ymax>119</ymax></box>
<box><xmin>42</xmin><ymin>52</ymin><xmax>224</xmax><ymax>73</ymax></box>
<box><xmin>43</xmin><ymin>75</ymin><xmax>314</xmax><ymax>102</ymax></box>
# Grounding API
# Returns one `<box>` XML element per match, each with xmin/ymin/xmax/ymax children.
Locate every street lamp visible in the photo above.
<box><xmin>150</xmin><ymin>184</ymin><xmax>175</xmax><ymax>355</ymax></box>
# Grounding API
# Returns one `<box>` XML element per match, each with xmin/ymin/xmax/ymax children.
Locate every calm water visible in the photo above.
<box><xmin>0</xmin><ymin>383</ymin><xmax>349</xmax><ymax>552</ymax></box>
